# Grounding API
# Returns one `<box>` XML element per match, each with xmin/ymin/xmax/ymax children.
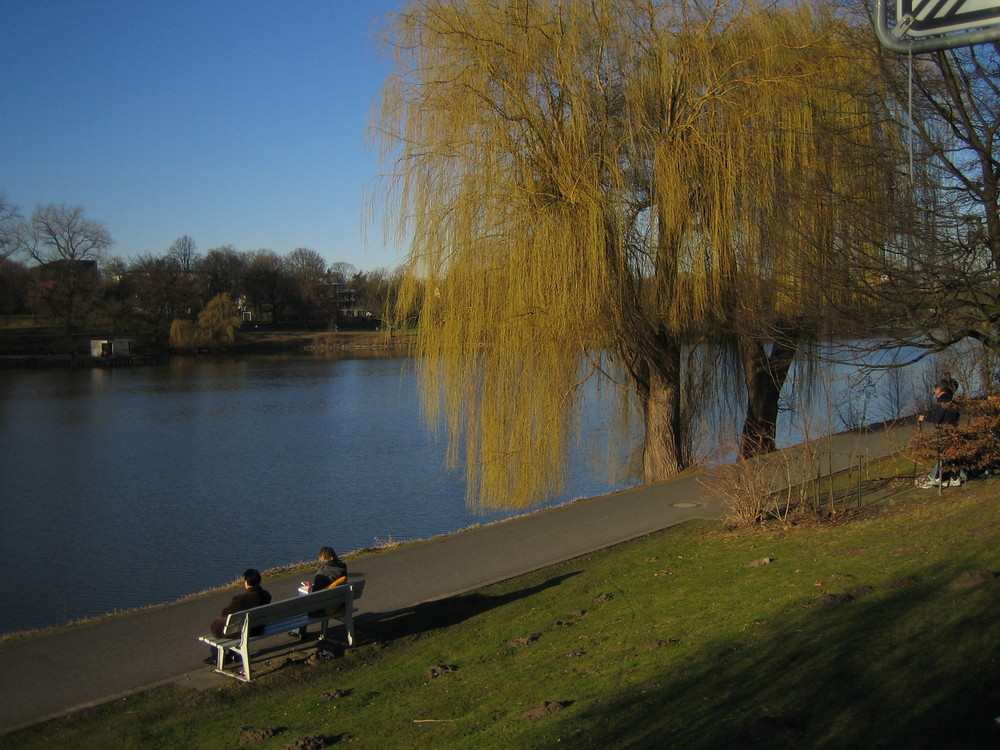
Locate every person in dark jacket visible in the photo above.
<box><xmin>303</xmin><ymin>546</ymin><xmax>348</xmax><ymax>593</ymax></box>
<box><xmin>291</xmin><ymin>547</ymin><xmax>348</xmax><ymax>639</ymax></box>
<box><xmin>918</xmin><ymin>385</ymin><xmax>960</xmax><ymax>487</ymax></box>
<box><xmin>205</xmin><ymin>568</ymin><xmax>272</xmax><ymax>662</ymax></box>
<box><xmin>920</xmin><ymin>384</ymin><xmax>959</xmax><ymax>428</ymax></box>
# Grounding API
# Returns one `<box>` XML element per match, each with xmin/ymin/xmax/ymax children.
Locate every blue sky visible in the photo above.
<box><xmin>1</xmin><ymin>0</ymin><xmax>406</xmax><ymax>271</ymax></box>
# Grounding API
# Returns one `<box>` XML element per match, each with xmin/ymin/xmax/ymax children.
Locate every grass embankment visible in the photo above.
<box><xmin>7</xmin><ymin>481</ymin><xmax>1000</xmax><ymax>749</ymax></box>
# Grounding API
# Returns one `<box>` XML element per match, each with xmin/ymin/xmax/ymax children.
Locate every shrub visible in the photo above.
<box><xmin>907</xmin><ymin>396</ymin><xmax>1000</xmax><ymax>476</ymax></box>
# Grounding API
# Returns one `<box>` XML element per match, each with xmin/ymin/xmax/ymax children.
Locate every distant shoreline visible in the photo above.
<box><xmin>0</xmin><ymin>326</ymin><xmax>416</xmax><ymax>361</ymax></box>
<box><xmin>234</xmin><ymin>329</ymin><xmax>415</xmax><ymax>353</ymax></box>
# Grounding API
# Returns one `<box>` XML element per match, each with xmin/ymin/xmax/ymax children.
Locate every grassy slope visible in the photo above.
<box><xmin>6</xmin><ymin>481</ymin><xmax>1000</xmax><ymax>749</ymax></box>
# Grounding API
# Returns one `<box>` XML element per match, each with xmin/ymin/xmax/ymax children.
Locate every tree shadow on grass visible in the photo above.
<box><xmin>355</xmin><ymin>572</ymin><xmax>582</xmax><ymax>645</ymax></box>
<box><xmin>533</xmin><ymin>558</ymin><xmax>1000</xmax><ymax>750</ymax></box>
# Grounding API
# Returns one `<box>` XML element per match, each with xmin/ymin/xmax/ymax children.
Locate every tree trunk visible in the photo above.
<box><xmin>638</xmin><ymin>335</ymin><xmax>685</xmax><ymax>481</ymax></box>
<box><xmin>739</xmin><ymin>335</ymin><xmax>798</xmax><ymax>458</ymax></box>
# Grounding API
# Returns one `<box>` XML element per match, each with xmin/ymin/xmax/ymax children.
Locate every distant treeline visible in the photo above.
<box><xmin>0</xmin><ymin>202</ymin><xmax>403</xmax><ymax>340</ymax></box>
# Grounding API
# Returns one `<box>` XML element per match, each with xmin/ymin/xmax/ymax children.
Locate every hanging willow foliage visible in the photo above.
<box><xmin>375</xmin><ymin>0</ymin><xmax>899</xmax><ymax>510</ymax></box>
<box><xmin>169</xmin><ymin>293</ymin><xmax>241</xmax><ymax>349</ymax></box>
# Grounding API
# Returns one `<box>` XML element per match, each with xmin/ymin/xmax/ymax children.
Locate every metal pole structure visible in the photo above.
<box><xmin>874</xmin><ymin>0</ymin><xmax>1000</xmax><ymax>53</ymax></box>
<box><xmin>938</xmin><ymin>445</ymin><xmax>944</xmax><ymax>496</ymax></box>
<box><xmin>858</xmin><ymin>454</ymin><xmax>863</xmax><ymax>508</ymax></box>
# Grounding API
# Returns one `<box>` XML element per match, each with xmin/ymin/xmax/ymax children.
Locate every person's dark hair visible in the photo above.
<box><xmin>243</xmin><ymin>568</ymin><xmax>262</xmax><ymax>587</ymax></box>
<box><xmin>318</xmin><ymin>546</ymin><xmax>338</xmax><ymax>562</ymax></box>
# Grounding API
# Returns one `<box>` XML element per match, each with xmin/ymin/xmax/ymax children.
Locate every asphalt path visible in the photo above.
<box><xmin>0</xmin><ymin>421</ymin><xmax>915</xmax><ymax>735</ymax></box>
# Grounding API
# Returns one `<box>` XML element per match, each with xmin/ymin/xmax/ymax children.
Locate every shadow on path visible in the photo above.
<box><xmin>357</xmin><ymin>572</ymin><xmax>581</xmax><ymax>645</ymax></box>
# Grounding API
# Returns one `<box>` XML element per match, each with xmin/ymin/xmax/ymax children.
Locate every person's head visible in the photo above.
<box><xmin>933</xmin><ymin>385</ymin><xmax>953</xmax><ymax>402</ymax></box>
<box><xmin>242</xmin><ymin>568</ymin><xmax>262</xmax><ymax>588</ymax></box>
<box><xmin>318</xmin><ymin>546</ymin><xmax>337</xmax><ymax>562</ymax></box>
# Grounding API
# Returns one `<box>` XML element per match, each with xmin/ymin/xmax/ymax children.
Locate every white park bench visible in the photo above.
<box><xmin>198</xmin><ymin>579</ymin><xmax>365</xmax><ymax>682</ymax></box>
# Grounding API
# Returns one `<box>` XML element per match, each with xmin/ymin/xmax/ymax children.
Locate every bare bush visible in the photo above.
<box><xmin>702</xmin><ymin>449</ymin><xmax>805</xmax><ymax>527</ymax></box>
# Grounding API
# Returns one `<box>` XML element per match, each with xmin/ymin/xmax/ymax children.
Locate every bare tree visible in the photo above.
<box><xmin>287</xmin><ymin>247</ymin><xmax>327</xmax><ymax>279</ymax></box>
<box><xmin>126</xmin><ymin>252</ymin><xmax>200</xmax><ymax>326</ymax></box>
<box><xmin>0</xmin><ymin>194</ymin><xmax>21</xmax><ymax>262</ymax></box>
<box><xmin>352</xmin><ymin>266</ymin><xmax>401</xmax><ymax>320</ymax></box>
<box><xmin>13</xmin><ymin>204</ymin><xmax>111</xmax><ymax>264</ymax></box>
<box><xmin>328</xmin><ymin>261</ymin><xmax>357</xmax><ymax>284</ymax></box>
<box><xmin>167</xmin><ymin>235</ymin><xmax>199</xmax><ymax>272</ymax></box>
<box><xmin>196</xmin><ymin>245</ymin><xmax>247</xmax><ymax>301</ymax></box>
<box><xmin>243</xmin><ymin>250</ymin><xmax>295</xmax><ymax>323</ymax></box>
<box><xmin>807</xmin><ymin>27</ymin><xmax>1000</xmax><ymax>395</ymax></box>
<box><xmin>287</xmin><ymin>247</ymin><xmax>331</xmax><ymax>325</ymax></box>
<box><xmin>0</xmin><ymin>259</ymin><xmax>30</xmax><ymax>315</ymax></box>
<box><xmin>10</xmin><ymin>204</ymin><xmax>113</xmax><ymax>327</ymax></box>
<box><xmin>875</xmin><ymin>43</ymin><xmax>1000</xmax><ymax>356</ymax></box>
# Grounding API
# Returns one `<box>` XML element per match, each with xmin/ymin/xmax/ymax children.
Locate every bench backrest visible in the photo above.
<box><xmin>224</xmin><ymin>579</ymin><xmax>366</xmax><ymax>632</ymax></box>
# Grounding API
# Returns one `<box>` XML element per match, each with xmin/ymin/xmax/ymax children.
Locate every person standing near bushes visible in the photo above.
<box><xmin>920</xmin><ymin>383</ymin><xmax>959</xmax><ymax>428</ymax></box>
<box><xmin>917</xmin><ymin>384</ymin><xmax>961</xmax><ymax>488</ymax></box>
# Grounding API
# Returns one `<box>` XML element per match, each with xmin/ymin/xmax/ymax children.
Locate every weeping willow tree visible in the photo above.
<box><xmin>169</xmin><ymin>293</ymin><xmax>241</xmax><ymax>349</ymax></box>
<box><xmin>720</xmin><ymin>8</ymin><xmax>903</xmax><ymax>456</ymax></box>
<box><xmin>375</xmin><ymin>0</ymin><xmax>899</xmax><ymax>510</ymax></box>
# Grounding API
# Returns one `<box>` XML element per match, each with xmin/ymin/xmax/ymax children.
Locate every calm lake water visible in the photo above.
<box><xmin>0</xmin><ymin>347</ymin><xmax>938</xmax><ymax>635</ymax></box>
<box><xmin>0</xmin><ymin>353</ymin><xmax>631</xmax><ymax>635</ymax></box>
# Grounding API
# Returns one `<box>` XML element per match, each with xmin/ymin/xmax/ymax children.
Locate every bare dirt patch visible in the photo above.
<box><xmin>521</xmin><ymin>700</ymin><xmax>571</xmax><ymax>719</ymax></box>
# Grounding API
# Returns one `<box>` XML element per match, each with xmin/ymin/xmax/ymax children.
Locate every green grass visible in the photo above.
<box><xmin>6</xmin><ymin>479</ymin><xmax>1000</xmax><ymax>749</ymax></box>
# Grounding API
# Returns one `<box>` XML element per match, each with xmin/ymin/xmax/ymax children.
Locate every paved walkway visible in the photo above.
<box><xmin>0</xmin><ymin>421</ymin><xmax>916</xmax><ymax>735</ymax></box>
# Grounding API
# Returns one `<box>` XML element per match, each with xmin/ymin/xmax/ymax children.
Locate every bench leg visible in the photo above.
<box><xmin>200</xmin><ymin>636</ymin><xmax>252</xmax><ymax>681</ymax></box>
<box><xmin>236</xmin><ymin>645</ymin><xmax>251</xmax><ymax>681</ymax></box>
<box><xmin>343</xmin><ymin>613</ymin><xmax>355</xmax><ymax>646</ymax></box>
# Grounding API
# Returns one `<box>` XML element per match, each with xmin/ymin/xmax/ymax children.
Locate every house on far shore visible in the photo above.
<box><xmin>90</xmin><ymin>339</ymin><xmax>134</xmax><ymax>357</ymax></box>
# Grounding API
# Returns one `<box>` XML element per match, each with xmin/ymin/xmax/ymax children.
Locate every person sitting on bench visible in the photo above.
<box><xmin>205</xmin><ymin>568</ymin><xmax>272</xmax><ymax>663</ymax></box>
<box><xmin>290</xmin><ymin>546</ymin><xmax>347</xmax><ymax>639</ymax></box>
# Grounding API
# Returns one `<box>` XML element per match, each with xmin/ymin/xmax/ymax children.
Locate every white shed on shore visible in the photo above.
<box><xmin>90</xmin><ymin>339</ymin><xmax>134</xmax><ymax>357</ymax></box>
